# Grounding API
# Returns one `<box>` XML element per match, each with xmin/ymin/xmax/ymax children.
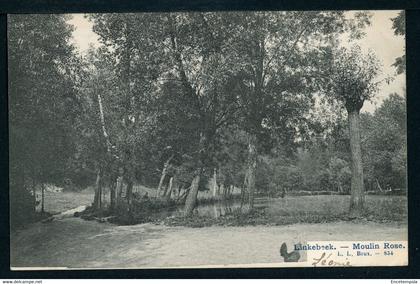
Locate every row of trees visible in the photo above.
<box><xmin>9</xmin><ymin>11</ymin><xmax>406</xmax><ymax>226</ymax></box>
<box><xmin>9</xmin><ymin>15</ymin><xmax>82</xmax><ymax>224</ymax></box>
<box><xmin>256</xmin><ymin>93</ymin><xmax>406</xmax><ymax>196</ymax></box>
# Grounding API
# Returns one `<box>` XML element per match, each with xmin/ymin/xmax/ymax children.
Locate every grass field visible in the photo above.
<box><xmin>36</xmin><ymin>188</ymin><xmax>94</xmax><ymax>214</ymax></box>
<box><xmin>192</xmin><ymin>194</ymin><xmax>407</xmax><ymax>220</ymax></box>
<box><xmin>264</xmin><ymin>195</ymin><xmax>407</xmax><ymax>221</ymax></box>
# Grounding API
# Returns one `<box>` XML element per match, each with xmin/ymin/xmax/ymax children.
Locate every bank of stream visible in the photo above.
<box><xmin>79</xmin><ymin>194</ymin><xmax>407</xmax><ymax>227</ymax></box>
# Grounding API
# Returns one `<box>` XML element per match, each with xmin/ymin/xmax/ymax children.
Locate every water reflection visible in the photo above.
<box><xmin>193</xmin><ymin>197</ymin><xmax>271</xmax><ymax>218</ymax></box>
<box><xmin>195</xmin><ymin>199</ymin><xmax>241</xmax><ymax>218</ymax></box>
<box><xmin>152</xmin><ymin>195</ymin><xmax>406</xmax><ymax>220</ymax></box>
<box><xmin>152</xmin><ymin>199</ymin><xmax>243</xmax><ymax>219</ymax></box>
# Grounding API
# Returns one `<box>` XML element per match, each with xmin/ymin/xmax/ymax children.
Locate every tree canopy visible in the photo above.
<box><xmin>8</xmin><ymin>11</ymin><xmax>406</xmax><ymax>225</ymax></box>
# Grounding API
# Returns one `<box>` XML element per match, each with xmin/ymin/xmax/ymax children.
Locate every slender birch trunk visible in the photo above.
<box><xmin>97</xmin><ymin>93</ymin><xmax>112</xmax><ymax>153</ymax></box>
<box><xmin>94</xmin><ymin>92</ymin><xmax>113</xmax><ymax>210</ymax></box>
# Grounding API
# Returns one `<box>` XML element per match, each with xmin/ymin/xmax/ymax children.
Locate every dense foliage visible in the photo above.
<box><xmin>8</xmin><ymin>14</ymin><xmax>81</xmax><ymax>225</ymax></box>
<box><xmin>8</xmin><ymin>12</ymin><xmax>406</xmax><ymax>226</ymax></box>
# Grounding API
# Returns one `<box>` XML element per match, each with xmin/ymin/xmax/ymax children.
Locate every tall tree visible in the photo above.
<box><xmin>163</xmin><ymin>13</ymin><xmax>243</xmax><ymax>215</ymax></box>
<box><xmin>224</xmin><ymin>11</ymin><xmax>370</xmax><ymax>211</ymax></box>
<box><xmin>321</xmin><ymin>45</ymin><xmax>382</xmax><ymax>216</ymax></box>
<box><xmin>78</xmin><ymin>47</ymin><xmax>121</xmax><ymax>210</ymax></box>
<box><xmin>86</xmin><ymin>11</ymin><xmax>374</xmax><ymax>216</ymax></box>
<box><xmin>8</xmin><ymin>14</ymin><xmax>80</xmax><ymax>225</ymax></box>
<box><xmin>88</xmin><ymin>14</ymin><xmax>164</xmax><ymax>209</ymax></box>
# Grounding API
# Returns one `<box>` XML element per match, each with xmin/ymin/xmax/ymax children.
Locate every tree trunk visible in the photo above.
<box><xmin>184</xmin><ymin>174</ymin><xmax>201</xmax><ymax>216</ymax></box>
<box><xmin>165</xmin><ymin>177</ymin><xmax>174</xmax><ymax>203</ymax></box>
<box><xmin>124</xmin><ymin>160</ymin><xmax>135</xmax><ymax>209</ymax></box>
<box><xmin>31</xmin><ymin>177</ymin><xmax>36</xmax><ymax>207</ymax></box>
<box><xmin>162</xmin><ymin>183</ymin><xmax>169</xmax><ymax>197</ymax></box>
<box><xmin>116</xmin><ymin>175</ymin><xmax>123</xmax><ymax>206</ymax></box>
<box><xmin>243</xmin><ymin>134</ymin><xmax>257</xmax><ymax>213</ymax></box>
<box><xmin>184</xmin><ymin>131</ymin><xmax>206</xmax><ymax>216</ymax></box>
<box><xmin>212</xmin><ymin>168</ymin><xmax>218</xmax><ymax>197</ymax></box>
<box><xmin>228</xmin><ymin>185</ymin><xmax>233</xmax><ymax>198</ymax></box>
<box><xmin>126</xmin><ymin>179</ymin><xmax>133</xmax><ymax>207</ymax></box>
<box><xmin>157</xmin><ymin>154</ymin><xmax>174</xmax><ymax>197</ymax></box>
<box><xmin>97</xmin><ymin>93</ymin><xmax>112</xmax><ymax>154</ymax></box>
<box><xmin>93</xmin><ymin>169</ymin><xmax>102</xmax><ymax>210</ymax></box>
<box><xmin>163</xmin><ymin>176</ymin><xmax>173</xmax><ymax>197</ymax></box>
<box><xmin>110</xmin><ymin>177</ymin><xmax>116</xmax><ymax>211</ymax></box>
<box><xmin>347</xmin><ymin>109</ymin><xmax>365</xmax><ymax>216</ymax></box>
<box><xmin>375</xmin><ymin>178</ymin><xmax>384</xmax><ymax>192</ymax></box>
<box><xmin>41</xmin><ymin>183</ymin><xmax>45</xmax><ymax>213</ymax></box>
<box><xmin>177</xmin><ymin>186</ymin><xmax>181</xmax><ymax>198</ymax></box>
<box><xmin>96</xmin><ymin>92</ymin><xmax>119</xmax><ymax>211</ymax></box>
<box><xmin>178</xmin><ymin>186</ymin><xmax>190</xmax><ymax>203</ymax></box>
<box><xmin>338</xmin><ymin>181</ymin><xmax>343</xmax><ymax>193</ymax></box>
<box><xmin>156</xmin><ymin>169</ymin><xmax>167</xmax><ymax>197</ymax></box>
<box><xmin>240</xmin><ymin>185</ymin><xmax>246</xmax><ymax>209</ymax></box>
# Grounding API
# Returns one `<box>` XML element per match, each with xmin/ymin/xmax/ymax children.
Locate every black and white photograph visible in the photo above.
<box><xmin>8</xmin><ymin>10</ymin><xmax>407</xmax><ymax>269</ymax></box>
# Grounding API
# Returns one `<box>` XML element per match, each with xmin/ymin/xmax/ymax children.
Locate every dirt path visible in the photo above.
<box><xmin>10</xmin><ymin>217</ymin><xmax>407</xmax><ymax>269</ymax></box>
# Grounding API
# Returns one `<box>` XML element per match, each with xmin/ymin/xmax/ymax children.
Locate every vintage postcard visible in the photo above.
<box><xmin>8</xmin><ymin>10</ymin><xmax>407</xmax><ymax>269</ymax></box>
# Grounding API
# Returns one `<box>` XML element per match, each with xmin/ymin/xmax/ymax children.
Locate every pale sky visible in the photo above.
<box><xmin>67</xmin><ymin>11</ymin><xmax>405</xmax><ymax>113</ymax></box>
<box><xmin>343</xmin><ymin>10</ymin><xmax>405</xmax><ymax>112</ymax></box>
<box><xmin>68</xmin><ymin>14</ymin><xmax>99</xmax><ymax>52</ymax></box>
